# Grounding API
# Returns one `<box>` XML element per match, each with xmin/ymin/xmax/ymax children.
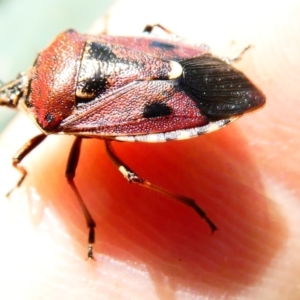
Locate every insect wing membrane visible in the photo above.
<box><xmin>180</xmin><ymin>54</ymin><xmax>265</xmax><ymax>118</ymax></box>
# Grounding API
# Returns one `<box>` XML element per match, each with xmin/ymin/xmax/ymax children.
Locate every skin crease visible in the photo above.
<box><xmin>0</xmin><ymin>0</ymin><xmax>300</xmax><ymax>299</ymax></box>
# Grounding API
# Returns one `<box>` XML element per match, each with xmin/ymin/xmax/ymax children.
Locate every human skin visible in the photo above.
<box><xmin>0</xmin><ymin>0</ymin><xmax>300</xmax><ymax>299</ymax></box>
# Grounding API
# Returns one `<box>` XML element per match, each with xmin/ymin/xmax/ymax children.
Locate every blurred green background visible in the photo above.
<box><xmin>0</xmin><ymin>0</ymin><xmax>115</xmax><ymax>132</ymax></box>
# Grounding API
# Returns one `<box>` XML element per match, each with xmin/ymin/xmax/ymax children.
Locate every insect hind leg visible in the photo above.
<box><xmin>105</xmin><ymin>140</ymin><xmax>218</xmax><ymax>233</ymax></box>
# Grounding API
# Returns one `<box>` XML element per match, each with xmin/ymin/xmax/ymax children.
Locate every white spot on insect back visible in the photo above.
<box><xmin>168</xmin><ymin>61</ymin><xmax>182</xmax><ymax>79</ymax></box>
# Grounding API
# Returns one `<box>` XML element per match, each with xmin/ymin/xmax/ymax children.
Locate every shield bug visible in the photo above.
<box><xmin>0</xmin><ymin>24</ymin><xmax>265</xmax><ymax>258</ymax></box>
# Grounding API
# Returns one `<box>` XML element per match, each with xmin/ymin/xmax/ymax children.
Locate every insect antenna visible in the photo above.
<box><xmin>0</xmin><ymin>73</ymin><xmax>28</xmax><ymax>108</ymax></box>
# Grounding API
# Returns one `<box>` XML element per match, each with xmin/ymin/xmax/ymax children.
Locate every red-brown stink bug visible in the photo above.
<box><xmin>0</xmin><ymin>24</ymin><xmax>265</xmax><ymax>258</ymax></box>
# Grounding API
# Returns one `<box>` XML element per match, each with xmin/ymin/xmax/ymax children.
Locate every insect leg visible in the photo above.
<box><xmin>105</xmin><ymin>140</ymin><xmax>218</xmax><ymax>233</ymax></box>
<box><xmin>143</xmin><ymin>24</ymin><xmax>174</xmax><ymax>34</ymax></box>
<box><xmin>222</xmin><ymin>45</ymin><xmax>251</xmax><ymax>64</ymax></box>
<box><xmin>65</xmin><ymin>136</ymin><xmax>96</xmax><ymax>259</ymax></box>
<box><xmin>231</xmin><ymin>45</ymin><xmax>251</xmax><ymax>62</ymax></box>
<box><xmin>7</xmin><ymin>134</ymin><xmax>47</xmax><ymax>197</ymax></box>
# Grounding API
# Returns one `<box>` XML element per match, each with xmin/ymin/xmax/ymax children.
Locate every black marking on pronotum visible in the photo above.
<box><xmin>87</xmin><ymin>42</ymin><xmax>117</xmax><ymax>62</ymax></box>
<box><xmin>143</xmin><ymin>101</ymin><xmax>173</xmax><ymax>118</ymax></box>
<box><xmin>149</xmin><ymin>41</ymin><xmax>176</xmax><ymax>50</ymax></box>
<box><xmin>76</xmin><ymin>43</ymin><xmax>115</xmax><ymax>102</ymax></box>
<box><xmin>76</xmin><ymin>75</ymin><xmax>108</xmax><ymax>104</ymax></box>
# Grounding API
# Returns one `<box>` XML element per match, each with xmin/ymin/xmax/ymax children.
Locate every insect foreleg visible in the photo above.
<box><xmin>66</xmin><ymin>136</ymin><xmax>96</xmax><ymax>259</ymax></box>
<box><xmin>7</xmin><ymin>134</ymin><xmax>47</xmax><ymax>197</ymax></box>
